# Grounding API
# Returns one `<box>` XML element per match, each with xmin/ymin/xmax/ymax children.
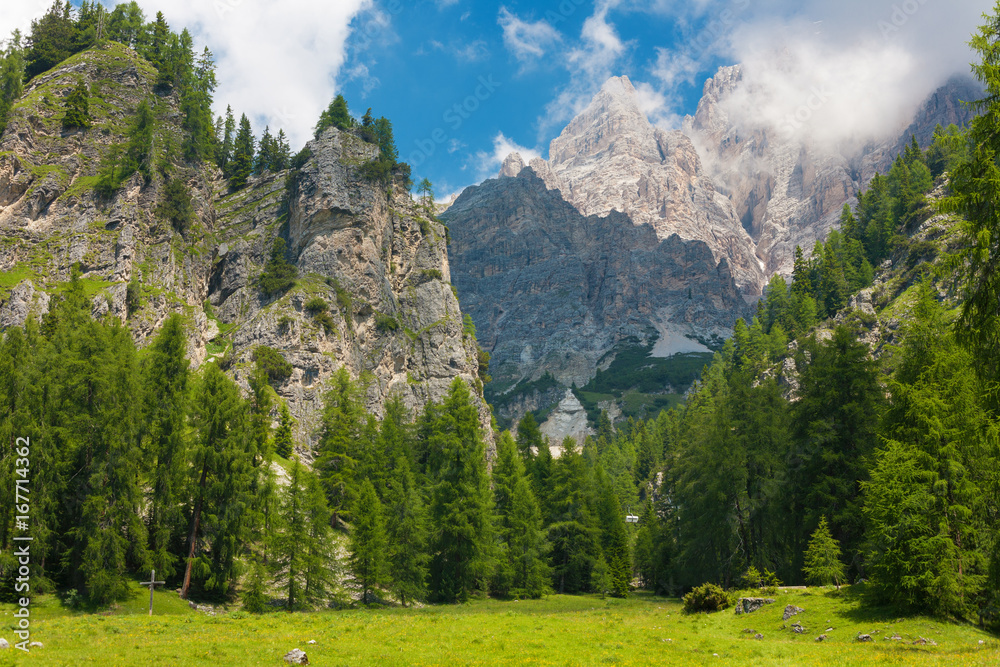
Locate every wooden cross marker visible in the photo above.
<box><xmin>140</xmin><ymin>569</ymin><xmax>166</xmax><ymax>616</ymax></box>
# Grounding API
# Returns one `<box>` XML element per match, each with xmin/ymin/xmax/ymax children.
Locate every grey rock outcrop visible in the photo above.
<box><xmin>0</xmin><ymin>43</ymin><xmax>491</xmax><ymax>457</ymax></box>
<box><xmin>685</xmin><ymin>66</ymin><xmax>980</xmax><ymax>280</ymax></box>
<box><xmin>443</xmin><ymin>168</ymin><xmax>747</xmax><ymax>395</ymax></box>
<box><xmin>0</xmin><ymin>280</ymin><xmax>49</xmax><ymax>328</ymax></box>
<box><xmin>734</xmin><ymin>597</ymin><xmax>775</xmax><ymax>615</ymax></box>
<box><xmin>782</xmin><ymin>604</ymin><xmax>804</xmax><ymax>621</ymax></box>
<box><xmin>515</xmin><ymin>76</ymin><xmax>764</xmax><ymax>294</ymax></box>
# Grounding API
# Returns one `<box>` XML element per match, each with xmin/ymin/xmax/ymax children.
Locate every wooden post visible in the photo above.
<box><xmin>140</xmin><ymin>569</ymin><xmax>166</xmax><ymax>616</ymax></box>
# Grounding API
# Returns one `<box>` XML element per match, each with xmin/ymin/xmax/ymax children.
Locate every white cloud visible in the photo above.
<box><xmin>497</xmin><ymin>7</ymin><xmax>562</xmax><ymax>63</ymax></box>
<box><xmin>472</xmin><ymin>132</ymin><xmax>542</xmax><ymax>181</ymax></box>
<box><xmin>0</xmin><ymin>0</ymin><xmax>51</xmax><ymax>40</ymax></box>
<box><xmin>138</xmin><ymin>0</ymin><xmax>371</xmax><ymax>151</ymax></box>
<box><xmin>539</xmin><ymin>0</ymin><xmax>632</xmax><ymax>139</ymax></box>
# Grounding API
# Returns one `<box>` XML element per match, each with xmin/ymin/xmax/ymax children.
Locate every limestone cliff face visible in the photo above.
<box><xmin>685</xmin><ymin>66</ymin><xmax>981</xmax><ymax>278</ymax></box>
<box><xmin>0</xmin><ymin>43</ymin><xmax>491</xmax><ymax>454</ymax></box>
<box><xmin>522</xmin><ymin>76</ymin><xmax>765</xmax><ymax>294</ymax></box>
<box><xmin>442</xmin><ymin>168</ymin><xmax>747</xmax><ymax>392</ymax></box>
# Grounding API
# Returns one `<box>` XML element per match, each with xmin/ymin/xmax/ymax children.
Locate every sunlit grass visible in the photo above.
<box><xmin>1</xmin><ymin>587</ymin><xmax>996</xmax><ymax>665</ymax></box>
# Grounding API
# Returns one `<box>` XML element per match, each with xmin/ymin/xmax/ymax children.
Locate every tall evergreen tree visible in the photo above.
<box><xmin>315</xmin><ymin>368</ymin><xmax>363</xmax><ymax>528</ymax></box>
<box><xmin>274</xmin><ymin>401</ymin><xmax>295</xmax><ymax>459</ymax></box>
<box><xmin>181</xmin><ymin>364</ymin><xmax>254</xmax><ymax>600</ymax></box>
<box><xmin>229</xmin><ymin>113</ymin><xmax>255</xmax><ymax>189</ymax></box>
<box><xmin>142</xmin><ymin>314</ymin><xmax>190</xmax><ymax>580</ymax></box>
<box><xmin>427</xmin><ymin>379</ymin><xmax>494</xmax><ymax>602</ymax></box>
<box><xmin>350</xmin><ymin>479</ymin><xmax>388</xmax><ymax>603</ymax></box>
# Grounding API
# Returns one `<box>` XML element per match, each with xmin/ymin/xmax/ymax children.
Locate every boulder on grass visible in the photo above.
<box><xmin>782</xmin><ymin>604</ymin><xmax>804</xmax><ymax>620</ymax></box>
<box><xmin>734</xmin><ymin>597</ymin><xmax>775</xmax><ymax>615</ymax></box>
<box><xmin>284</xmin><ymin>648</ymin><xmax>309</xmax><ymax>665</ymax></box>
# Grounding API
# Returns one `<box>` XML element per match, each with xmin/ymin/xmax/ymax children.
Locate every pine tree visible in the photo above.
<box><xmin>802</xmin><ymin>516</ymin><xmax>845</xmax><ymax>588</ymax></box>
<box><xmin>274</xmin><ymin>401</ymin><xmax>295</xmax><ymax>459</ymax></box>
<box><xmin>427</xmin><ymin>378</ymin><xmax>494</xmax><ymax>602</ymax></box>
<box><xmin>315</xmin><ymin>368</ymin><xmax>362</xmax><ymax>528</ymax></box>
<box><xmin>143</xmin><ymin>314</ymin><xmax>190</xmax><ymax>580</ymax></box>
<box><xmin>229</xmin><ymin>113</ymin><xmax>255</xmax><ymax>189</ymax></box>
<box><xmin>275</xmin><ymin>458</ymin><xmax>331</xmax><ymax>609</ymax></box>
<box><xmin>217</xmin><ymin>105</ymin><xmax>235</xmax><ymax>174</ymax></box>
<box><xmin>385</xmin><ymin>452</ymin><xmax>428</xmax><ymax>606</ymax></box>
<box><xmin>181</xmin><ymin>364</ymin><xmax>253</xmax><ymax>600</ymax></box>
<box><xmin>62</xmin><ymin>77</ymin><xmax>89</xmax><ymax>130</ymax></box>
<box><xmin>350</xmin><ymin>479</ymin><xmax>388</xmax><ymax>603</ymax></box>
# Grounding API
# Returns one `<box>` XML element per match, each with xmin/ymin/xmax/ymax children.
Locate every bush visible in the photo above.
<box><xmin>314</xmin><ymin>311</ymin><xmax>335</xmax><ymax>334</ymax></box>
<box><xmin>682</xmin><ymin>583</ymin><xmax>732</xmax><ymax>613</ymax></box>
<box><xmin>125</xmin><ymin>279</ymin><xmax>141</xmax><ymax>316</ymax></box>
<box><xmin>304</xmin><ymin>297</ymin><xmax>328</xmax><ymax>314</ymax></box>
<box><xmin>420</xmin><ymin>268</ymin><xmax>443</xmax><ymax>281</ymax></box>
<box><xmin>253</xmin><ymin>345</ymin><xmax>293</xmax><ymax>385</ymax></box>
<box><xmin>375</xmin><ymin>312</ymin><xmax>399</xmax><ymax>332</ymax></box>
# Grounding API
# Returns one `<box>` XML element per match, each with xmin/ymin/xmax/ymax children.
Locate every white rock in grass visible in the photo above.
<box><xmin>0</xmin><ymin>638</ymin><xmax>9</xmax><ymax>649</ymax></box>
<box><xmin>284</xmin><ymin>648</ymin><xmax>309</xmax><ymax>665</ymax></box>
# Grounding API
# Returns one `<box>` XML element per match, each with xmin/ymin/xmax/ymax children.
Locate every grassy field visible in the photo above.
<box><xmin>1</xmin><ymin>586</ymin><xmax>997</xmax><ymax>666</ymax></box>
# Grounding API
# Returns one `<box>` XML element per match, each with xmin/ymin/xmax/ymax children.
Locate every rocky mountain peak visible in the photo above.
<box><xmin>525</xmin><ymin>75</ymin><xmax>765</xmax><ymax>294</ymax></box>
<box><xmin>499</xmin><ymin>152</ymin><xmax>526</xmax><ymax>178</ymax></box>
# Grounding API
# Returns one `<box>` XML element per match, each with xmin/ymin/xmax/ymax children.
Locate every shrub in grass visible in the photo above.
<box><xmin>683</xmin><ymin>583</ymin><xmax>733</xmax><ymax>613</ymax></box>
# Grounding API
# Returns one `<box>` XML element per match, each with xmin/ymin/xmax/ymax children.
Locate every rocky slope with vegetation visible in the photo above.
<box><xmin>0</xmin><ymin>40</ymin><xmax>490</xmax><ymax>451</ymax></box>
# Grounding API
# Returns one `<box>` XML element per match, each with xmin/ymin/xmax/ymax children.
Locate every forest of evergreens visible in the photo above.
<box><xmin>0</xmin><ymin>0</ymin><xmax>998</xmax><ymax>639</ymax></box>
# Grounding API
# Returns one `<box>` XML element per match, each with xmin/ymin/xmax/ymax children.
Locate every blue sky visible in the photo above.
<box><xmin>2</xmin><ymin>1</ymin><xmax>991</xmax><ymax>199</ymax></box>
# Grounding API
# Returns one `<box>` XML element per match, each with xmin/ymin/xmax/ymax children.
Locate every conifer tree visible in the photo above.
<box><xmin>217</xmin><ymin>105</ymin><xmax>235</xmax><ymax>174</ymax></box>
<box><xmin>0</xmin><ymin>31</ymin><xmax>26</xmax><ymax>133</ymax></box>
<box><xmin>143</xmin><ymin>314</ymin><xmax>190</xmax><ymax>579</ymax></box>
<box><xmin>350</xmin><ymin>479</ymin><xmax>387</xmax><ymax>603</ymax></box>
<box><xmin>427</xmin><ymin>379</ymin><xmax>494</xmax><ymax>602</ymax></box>
<box><xmin>274</xmin><ymin>401</ymin><xmax>295</xmax><ymax>459</ymax></box>
<box><xmin>385</xmin><ymin>451</ymin><xmax>428</xmax><ymax>606</ymax></box>
<box><xmin>546</xmin><ymin>437</ymin><xmax>600</xmax><ymax>593</ymax></box>
<box><xmin>275</xmin><ymin>458</ymin><xmax>332</xmax><ymax>609</ymax></box>
<box><xmin>229</xmin><ymin>113</ymin><xmax>255</xmax><ymax>189</ymax></box>
<box><xmin>315</xmin><ymin>368</ymin><xmax>363</xmax><ymax>528</ymax></box>
<box><xmin>802</xmin><ymin>516</ymin><xmax>845</xmax><ymax>588</ymax></box>
<box><xmin>516</xmin><ymin>412</ymin><xmax>543</xmax><ymax>461</ymax></box>
<box><xmin>181</xmin><ymin>364</ymin><xmax>253</xmax><ymax>599</ymax></box>
<box><xmin>593</xmin><ymin>468</ymin><xmax>630</xmax><ymax>597</ymax></box>
<box><xmin>62</xmin><ymin>77</ymin><xmax>90</xmax><ymax>130</ymax></box>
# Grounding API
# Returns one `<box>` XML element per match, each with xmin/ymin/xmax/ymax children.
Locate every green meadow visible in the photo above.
<box><xmin>2</xmin><ymin>586</ymin><xmax>996</xmax><ymax>666</ymax></box>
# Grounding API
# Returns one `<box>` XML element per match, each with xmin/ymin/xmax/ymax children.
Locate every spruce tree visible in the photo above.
<box><xmin>546</xmin><ymin>437</ymin><xmax>600</xmax><ymax>593</ymax></box>
<box><xmin>143</xmin><ymin>314</ymin><xmax>190</xmax><ymax>580</ymax></box>
<box><xmin>593</xmin><ymin>468</ymin><xmax>630</xmax><ymax>597</ymax></box>
<box><xmin>427</xmin><ymin>379</ymin><xmax>494</xmax><ymax>602</ymax></box>
<box><xmin>385</xmin><ymin>452</ymin><xmax>428</xmax><ymax>606</ymax></box>
<box><xmin>802</xmin><ymin>516</ymin><xmax>845</xmax><ymax>588</ymax></box>
<box><xmin>181</xmin><ymin>364</ymin><xmax>253</xmax><ymax>600</ymax></box>
<box><xmin>62</xmin><ymin>77</ymin><xmax>90</xmax><ymax>130</ymax></box>
<box><xmin>350</xmin><ymin>479</ymin><xmax>387</xmax><ymax>603</ymax></box>
<box><xmin>315</xmin><ymin>368</ymin><xmax>362</xmax><ymax>528</ymax></box>
<box><xmin>217</xmin><ymin>105</ymin><xmax>235</xmax><ymax>174</ymax></box>
<box><xmin>229</xmin><ymin>113</ymin><xmax>255</xmax><ymax>189</ymax></box>
<box><xmin>274</xmin><ymin>401</ymin><xmax>295</xmax><ymax>459</ymax></box>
